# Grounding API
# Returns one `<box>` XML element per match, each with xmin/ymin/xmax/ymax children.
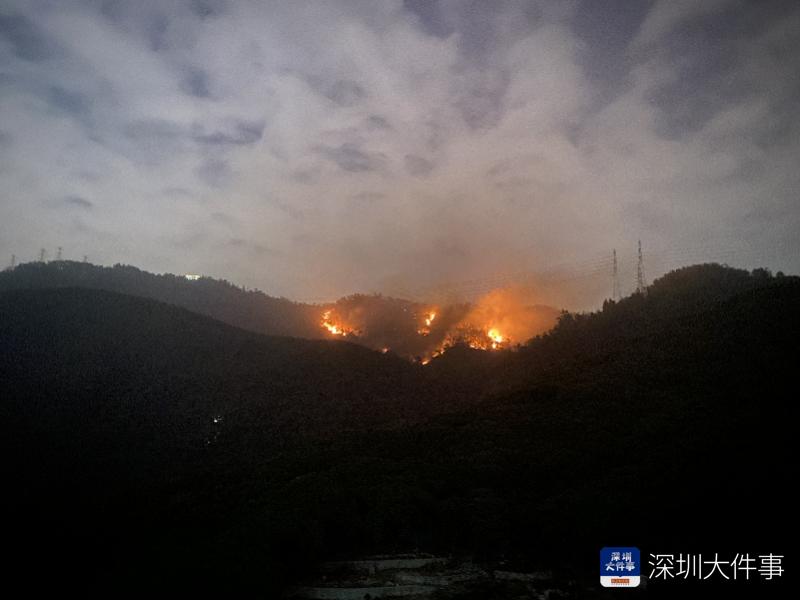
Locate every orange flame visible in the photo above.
<box><xmin>487</xmin><ymin>328</ymin><xmax>504</xmax><ymax>343</ymax></box>
<box><xmin>417</xmin><ymin>310</ymin><xmax>438</xmax><ymax>336</ymax></box>
<box><xmin>487</xmin><ymin>328</ymin><xmax>505</xmax><ymax>349</ymax></box>
<box><xmin>317</xmin><ymin>287</ymin><xmax>558</xmax><ymax>366</ymax></box>
<box><xmin>418</xmin><ymin>287</ymin><xmax>558</xmax><ymax>363</ymax></box>
<box><xmin>321</xmin><ymin>309</ymin><xmax>350</xmax><ymax>336</ymax></box>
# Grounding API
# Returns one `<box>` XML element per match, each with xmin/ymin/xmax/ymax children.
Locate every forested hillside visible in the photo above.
<box><xmin>0</xmin><ymin>260</ymin><xmax>321</xmax><ymax>338</ymax></box>
<box><xmin>1</xmin><ymin>264</ymin><xmax>796</xmax><ymax>596</ymax></box>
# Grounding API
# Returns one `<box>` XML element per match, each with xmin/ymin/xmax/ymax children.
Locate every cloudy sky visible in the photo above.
<box><xmin>1</xmin><ymin>0</ymin><xmax>798</xmax><ymax>304</ymax></box>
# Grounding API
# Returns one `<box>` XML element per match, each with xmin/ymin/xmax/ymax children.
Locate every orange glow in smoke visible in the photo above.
<box><xmin>417</xmin><ymin>287</ymin><xmax>558</xmax><ymax>363</ymax></box>
<box><xmin>321</xmin><ymin>310</ymin><xmax>351</xmax><ymax>336</ymax></box>
<box><xmin>417</xmin><ymin>310</ymin><xmax>438</xmax><ymax>336</ymax></box>
<box><xmin>487</xmin><ymin>328</ymin><xmax>504</xmax><ymax>349</ymax></box>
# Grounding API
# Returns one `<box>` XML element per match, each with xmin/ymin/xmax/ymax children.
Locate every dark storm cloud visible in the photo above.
<box><xmin>402</xmin><ymin>0</ymin><xmax>454</xmax><ymax>38</ymax></box>
<box><xmin>444</xmin><ymin>0</ymin><xmax>540</xmax><ymax>59</ymax></box>
<box><xmin>190</xmin><ymin>0</ymin><xmax>229</xmax><ymax>20</ymax></box>
<box><xmin>453</xmin><ymin>69</ymin><xmax>510</xmax><ymax>130</ymax></box>
<box><xmin>571</xmin><ymin>0</ymin><xmax>651</xmax><ymax>107</ymax></box>
<box><xmin>97</xmin><ymin>2</ymin><xmax>174</xmax><ymax>51</ymax></box>
<box><xmin>124</xmin><ymin>119</ymin><xmax>186</xmax><ymax>143</ymax></box>
<box><xmin>324</xmin><ymin>79</ymin><xmax>366</xmax><ymax>107</ymax></box>
<box><xmin>315</xmin><ymin>143</ymin><xmax>385</xmax><ymax>173</ymax></box>
<box><xmin>194</xmin><ymin>120</ymin><xmax>265</xmax><ymax>146</ymax></box>
<box><xmin>145</xmin><ymin>12</ymin><xmax>170</xmax><ymax>52</ymax></box>
<box><xmin>1</xmin><ymin>0</ymin><xmax>799</xmax><ymax>306</ymax></box>
<box><xmin>181</xmin><ymin>67</ymin><xmax>212</xmax><ymax>98</ymax></box>
<box><xmin>126</xmin><ymin>119</ymin><xmax>264</xmax><ymax>147</ymax></box>
<box><xmin>0</xmin><ymin>14</ymin><xmax>56</xmax><ymax>61</ymax></box>
<box><xmin>639</xmin><ymin>1</ymin><xmax>799</xmax><ymax>140</ymax></box>
<box><xmin>48</xmin><ymin>86</ymin><xmax>92</xmax><ymax>117</ymax></box>
<box><xmin>365</xmin><ymin>115</ymin><xmax>392</xmax><ymax>130</ymax></box>
<box><xmin>299</xmin><ymin>74</ymin><xmax>367</xmax><ymax>107</ymax></box>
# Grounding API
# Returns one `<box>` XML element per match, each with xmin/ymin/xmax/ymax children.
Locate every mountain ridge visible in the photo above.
<box><xmin>1</xmin><ymin>263</ymin><xmax>797</xmax><ymax>595</ymax></box>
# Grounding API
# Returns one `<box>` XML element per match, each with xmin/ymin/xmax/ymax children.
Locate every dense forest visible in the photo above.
<box><xmin>0</xmin><ymin>261</ymin><xmax>560</xmax><ymax>359</ymax></box>
<box><xmin>0</xmin><ymin>260</ymin><xmax>322</xmax><ymax>338</ymax></box>
<box><xmin>0</xmin><ymin>263</ymin><xmax>796</xmax><ymax>596</ymax></box>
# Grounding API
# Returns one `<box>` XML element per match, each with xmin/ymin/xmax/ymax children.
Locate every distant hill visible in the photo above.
<box><xmin>0</xmin><ymin>286</ymin><xmax>434</xmax><ymax>594</ymax></box>
<box><xmin>426</xmin><ymin>263</ymin><xmax>799</xmax><ymax>390</ymax></box>
<box><xmin>0</xmin><ymin>261</ymin><xmax>561</xmax><ymax>358</ymax></box>
<box><xmin>0</xmin><ymin>260</ymin><xmax>322</xmax><ymax>338</ymax></box>
<box><xmin>1</xmin><ymin>263</ymin><xmax>797</xmax><ymax>596</ymax></box>
<box><xmin>264</xmin><ymin>266</ymin><xmax>798</xmax><ymax>592</ymax></box>
<box><xmin>0</xmin><ymin>286</ymin><xmax>436</xmax><ymax>447</ymax></box>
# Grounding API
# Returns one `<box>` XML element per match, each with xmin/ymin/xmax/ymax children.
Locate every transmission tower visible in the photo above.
<box><xmin>57</xmin><ymin>246</ymin><xmax>63</xmax><ymax>261</ymax></box>
<box><xmin>83</xmin><ymin>255</ymin><xmax>88</xmax><ymax>263</ymax></box>
<box><xmin>612</xmin><ymin>249</ymin><xmax>620</xmax><ymax>301</ymax></box>
<box><xmin>39</xmin><ymin>248</ymin><xmax>46</xmax><ymax>262</ymax></box>
<box><xmin>636</xmin><ymin>240</ymin><xmax>647</xmax><ymax>294</ymax></box>
<box><xmin>10</xmin><ymin>254</ymin><xmax>15</xmax><ymax>269</ymax></box>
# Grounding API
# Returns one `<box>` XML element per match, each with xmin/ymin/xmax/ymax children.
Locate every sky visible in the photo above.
<box><xmin>1</xmin><ymin>0</ymin><xmax>799</xmax><ymax>306</ymax></box>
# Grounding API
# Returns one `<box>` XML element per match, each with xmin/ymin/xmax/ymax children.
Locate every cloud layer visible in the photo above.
<box><xmin>1</xmin><ymin>0</ymin><xmax>798</xmax><ymax>306</ymax></box>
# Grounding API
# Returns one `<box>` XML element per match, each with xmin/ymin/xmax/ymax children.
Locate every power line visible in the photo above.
<box><xmin>301</xmin><ymin>239</ymin><xmax>785</xmax><ymax>306</ymax></box>
<box><xmin>636</xmin><ymin>240</ymin><xmax>648</xmax><ymax>295</ymax></box>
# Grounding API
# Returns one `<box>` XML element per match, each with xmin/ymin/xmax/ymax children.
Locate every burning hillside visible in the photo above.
<box><xmin>318</xmin><ymin>288</ymin><xmax>560</xmax><ymax>362</ymax></box>
<box><xmin>321</xmin><ymin>310</ymin><xmax>358</xmax><ymax>337</ymax></box>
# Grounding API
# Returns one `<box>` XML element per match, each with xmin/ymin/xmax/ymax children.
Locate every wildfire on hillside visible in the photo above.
<box><xmin>418</xmin><ymin>288</ymin><xmax>557</xmax><ymax>361</ymax></box>
<box><xmin>487</xmin><ymin>328</ymin><xmax>505</xmax><ymax>349</ymax></box>
<box><xmin>317</xmin><ymin>288</ymin><xmax>560</xmax><ymax>363</ymax></box>
<box><xmin>321</xmin><ymin>309</ymin><xmax>357</xmax><ymax>337</ymax></box>
<box><xmin>417</xmin><ymin>310</ymin><xmax>437</xmax><ymax>335</ymax></box>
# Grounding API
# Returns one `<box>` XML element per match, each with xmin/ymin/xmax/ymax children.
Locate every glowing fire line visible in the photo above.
<box><xmin>487</xmin><ymin>327</ymin><xmax>504</xmax><ymax>349</ymax></box>
<box><xmin>321</xmin><ymin>310</ymin><xmax>348</xmax><ymax>336</ymax></box>
<box><xmin>417</xmin><ymin>310</ymin><xmax>438</xmax><ymax>336</ymax></box>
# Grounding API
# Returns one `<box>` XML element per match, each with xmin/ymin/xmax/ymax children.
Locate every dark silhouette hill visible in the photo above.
<box><xmin>0</xmin><ymin>260</ymin><xmax>322</xmax><ymax>338</ymax></box>
<box><xmin>0</xmin><ymin>286</ymin><xmax>437</xmax><ymax>594</ymax></box>
<box><xmin>1</xmin><ymin>263</ymin><xmax>797</xmax><ymax>596</ymax></box>
<box><xmin>0</xmin><ymin>261</ymin><xmax>561</xmax><ymax>358</ymax></box>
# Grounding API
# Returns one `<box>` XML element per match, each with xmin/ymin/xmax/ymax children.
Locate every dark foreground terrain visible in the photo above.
<box><xmin>0</xmin><ymin>264</ymin><xmax>796</xmax><ymax>597</ymax></box>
